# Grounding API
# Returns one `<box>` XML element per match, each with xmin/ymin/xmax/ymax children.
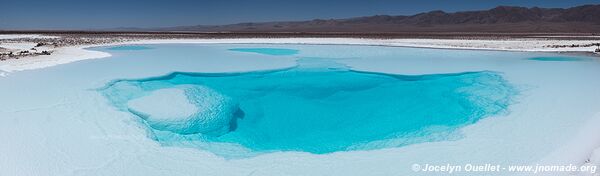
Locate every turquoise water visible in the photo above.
<box><xmin>527</xmin><ymin>57</ymin><xmax>586</xmax><ymax>62</ymax></box>
<box><xmin>107</xmin><ymin>45</ymin><xmax>153</xmax><ymax>51</ymax></box>
<box><xmin>99</xmin><ymin>48</ymin><xmax>517</xmax><ymax>156</ymax></box>
<box><xmin>229</xmin><ymin>48</ymin><xmax>299</xmax><ymax>55</ymax></box>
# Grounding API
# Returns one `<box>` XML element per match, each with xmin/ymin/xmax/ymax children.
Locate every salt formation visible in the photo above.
<box><xmin>127</xmin><ymin>85</ymin><xmax>238</xmax><ymax>135</ymax></box>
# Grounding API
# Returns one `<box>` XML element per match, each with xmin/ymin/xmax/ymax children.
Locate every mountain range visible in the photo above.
<box><xmin>142</xmin><ymin>5</ymin><xmax>600</xmax><ymax>33</ymax></box>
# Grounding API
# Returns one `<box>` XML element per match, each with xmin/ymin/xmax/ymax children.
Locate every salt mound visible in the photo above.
<box><xmin>127</xmin><ymin>85</ymin><xmax>238</xmax><ymax>135</ymax></box>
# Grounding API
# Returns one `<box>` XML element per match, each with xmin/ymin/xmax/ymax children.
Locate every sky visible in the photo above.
<box><xmin>1</xmin><ymin>0</ymin><xmax>599</xmax><ymax>30</ymax></box>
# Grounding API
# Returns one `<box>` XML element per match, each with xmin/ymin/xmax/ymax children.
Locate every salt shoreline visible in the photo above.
<box><xmin>1</xmin><ymin>36</ymin><xmax>599</xmax><ymax>175</ymax></box>
<box><xmin>2</xmin><ymin>37</ymin><xmax>599</xmax><ymax>75</ymax></box>
<box><xmin>0</xmin><ymin>44</ymin><xmax>111</xmax><ymax>75</ymax></box>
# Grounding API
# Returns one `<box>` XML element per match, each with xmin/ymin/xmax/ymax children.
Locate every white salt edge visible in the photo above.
<box><xmin>127</xmin><ymin>85</ymin><xmax>237</xmax><ymax>135</ymax></box>
<box><xmin>128</xmin><ymin>88</ymin><xmax>198</xmax><ymax>122</ymax></box>
<box><xmin>2</xmin><ymin>36</ymin><xmax>599</xmax><ymax>76</ymax></box>
<box><xmin>0</xmin><ymin>45</ymin><xmax>111</xmax><ymax>74</ymax></box>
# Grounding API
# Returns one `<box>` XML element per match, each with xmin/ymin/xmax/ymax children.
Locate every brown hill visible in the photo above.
<box><xmin>153</xmin><ymin>5</ymin><xmax>600</xmax><ymax>33</ymax></box>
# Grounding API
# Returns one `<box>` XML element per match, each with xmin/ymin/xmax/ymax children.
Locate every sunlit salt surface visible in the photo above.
<box><xmin>99</xmin><ymin>48</ymin><xmax>517</xmax><ymax>157</ymax></box>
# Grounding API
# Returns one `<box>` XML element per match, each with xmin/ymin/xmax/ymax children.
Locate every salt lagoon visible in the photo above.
<box><xmin>98</xmin><ymin>49</ymin><xmax>515</xmax><ymax>156</ymax></box>
<box><xmin>1</xmin><ymin>43</ymin><xmax>599</xmax><ymax>175</ymax></box>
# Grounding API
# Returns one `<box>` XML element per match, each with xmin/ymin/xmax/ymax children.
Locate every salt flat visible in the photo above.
<box><xmin>0</xmin><ymin>39</ymin><xmax>599</xmax><ymax>176</ymax></box>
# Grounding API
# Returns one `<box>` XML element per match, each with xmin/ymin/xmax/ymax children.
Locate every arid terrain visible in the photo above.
<box><xmin>113</xmin><ymin>5</ymin><xmax>600</xmax><ymax>33</ymax></box>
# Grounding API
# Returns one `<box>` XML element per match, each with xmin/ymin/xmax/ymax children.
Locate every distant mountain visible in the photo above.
<box><xmin>149</xmin><ymin>5</ymin><xmax>600</xmax><ymax>33</ymax></box>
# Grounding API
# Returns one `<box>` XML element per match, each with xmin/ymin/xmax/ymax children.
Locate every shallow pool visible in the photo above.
<box><xmin>99</xmin><ymin>47</ymin><xmax>517</xmax><ymax>157</ymax></box>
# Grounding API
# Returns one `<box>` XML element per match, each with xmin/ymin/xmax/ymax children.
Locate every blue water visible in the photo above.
<box><xmin>107</xmin><ymin>45</ymin><xmax>153</xmax><ymax>51</ymax></box>
<box><xmin>229</xmin><ymin>48</ymin><xmax>299</xmax><ymax>55</ymax></box>
<box><xmin>99</xmin><ymin>47</ymin><xmax>517</xmax><ymax>156</ymax></box>
<box><xmin>527</xmin><ymin>57</ymin><xmax>586</xmax><ymax>62</ymax></box>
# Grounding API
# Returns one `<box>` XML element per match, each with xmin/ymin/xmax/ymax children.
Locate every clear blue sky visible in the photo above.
<box><xmin>1</xmin><ymin>0</ymin><xmax>599</xmax><ymax>30</ymax></box>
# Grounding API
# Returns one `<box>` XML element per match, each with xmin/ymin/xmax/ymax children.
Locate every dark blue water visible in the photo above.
<box><xmin>527</xmin><ymin>57</ymin><xmax>587</xmax><ymax>62</ymax></box>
